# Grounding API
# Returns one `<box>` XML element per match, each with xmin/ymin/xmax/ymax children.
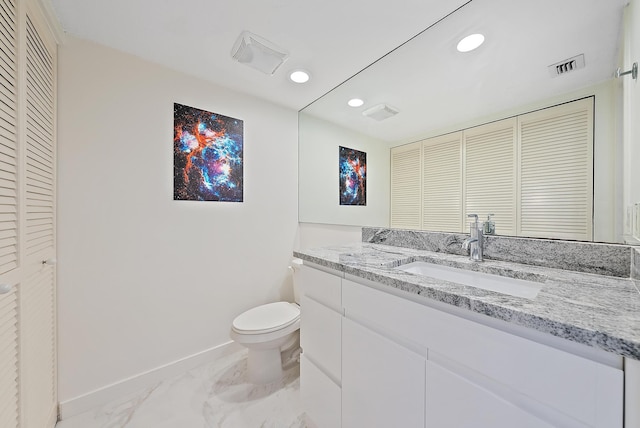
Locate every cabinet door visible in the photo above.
<box><xmin>300</xmin><ymin>295</ymin><xmax>341</xmax><ymax>381</ymax></box>
<box><xmin>625</xmin><ymin>357</ymin><xmax>640</xmax><ymax>428</ymax></box>
<box><xmin>342</xmin><ymin>317</ymin><xmax>425</xmax><ymax>428</ymax></box>
<box><xmin>426</xmin><ymin>360</ymin><xmax>554</xmax><ymax>428</ymax></box>
<box><xmin>301</xmin><ymin>355</ymin><xmax>341</xmax><ymax>428</ymax></box>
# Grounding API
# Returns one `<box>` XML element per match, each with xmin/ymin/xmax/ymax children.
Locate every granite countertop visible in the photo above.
<box><xmin>294</xmin><ymin>242</ymin><xmax>640</xmax><ymax>360</ymax></box>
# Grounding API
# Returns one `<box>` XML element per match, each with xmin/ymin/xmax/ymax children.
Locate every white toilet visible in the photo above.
<box><xmin>230</xmin><ymin>260</ymin><xmax>302</xmax><ymax>384</ymax></box>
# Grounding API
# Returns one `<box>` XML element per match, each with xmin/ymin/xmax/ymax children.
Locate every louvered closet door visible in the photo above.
<box><xmin>0</xmin><ymin>0</ymin><xmax>20</xmax><ymax>426</ymax></box>
<box><xmin>20</xmin><ymin>8</ymin><xmax>56</xmax><ymax>428</ymax></box>
<box><xmin>422</xmin><ymin>132</ymin><xmax>463</xmax><ymax>232</ymax></box>
<box><xmin>518</xmin><ymin>98</ymin><xmax>593</xmax><ymax>241</ymax></box>
<box><xmin>464</xmin><ymin>119</ymin><xmax>517</xmax><ymax>236</ymax></box>
<box><xmin>391</xmin><ymin>142</ymin><xmax>422</xmax><ymax>229</ymax></box>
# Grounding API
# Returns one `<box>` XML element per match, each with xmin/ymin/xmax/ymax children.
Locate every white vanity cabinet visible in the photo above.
<box><xmin>299</xmin><ymin>264</ymin><xmax>342</xmax><ymax>428</ymax></box>
<box><xmin>341</xmin><ymin>277</ymin><xmax>624</xmax><ymax>428</ymax></box>
<box><xmin>299</xmin><ymin>263</ymin><xmax>625</xmax><ymax>428</ymax></box>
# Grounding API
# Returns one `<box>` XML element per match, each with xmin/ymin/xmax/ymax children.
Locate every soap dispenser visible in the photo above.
<box><xmin>484</xmin><ymin>214</ymin><xmax>495</xmax><ymax>235</ymax></box>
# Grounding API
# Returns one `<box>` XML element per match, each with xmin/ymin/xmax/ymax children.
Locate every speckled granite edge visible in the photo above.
<box><xmin>633</xmin><ymin>248</ymin><xmax>640</xmax><ymax>280</ymax></box>
<box><xmin>294</xmin><ymin>243</ymin><xmax>640</xmax><ymax>360</ymax></box>
<box><xmin>363</xmin><ymin>228</ymin><xmax>632</xmax><ymax>278</ymax></box>
<box><xmin>343</xmin><ymin>265</ymin><xmax>640</xmax><ymax>360</ymax></box>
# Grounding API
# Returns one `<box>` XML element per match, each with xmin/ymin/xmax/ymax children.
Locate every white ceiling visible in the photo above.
<box><xmin>50</xmin><ymin>0</ymin><xmax>470</xmax><ymax>111</ymax></box>
<box><xmin>303</xmin><ymin>0</ymin><xmax>629</xmax><ymax>143</ymax></box>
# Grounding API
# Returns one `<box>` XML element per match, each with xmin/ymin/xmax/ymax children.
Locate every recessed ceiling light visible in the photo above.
<box><xmin>348</xmin><ymin>98</ymin><xmax>364</xmax><ymax>107</ymax></box>
<box><xmin>290</xmin><ymin>70</ymin><xmax>310</xmax><ymax>83</ymax></box>
<box><xmin>457</xmin><ymin>33</ymin><xmax>485</xmax><ymax>52</ymax></box>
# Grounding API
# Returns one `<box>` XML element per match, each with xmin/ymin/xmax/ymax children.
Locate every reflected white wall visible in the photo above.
<box><xmin>299</xmin><ymin>113</ymin><xmax>390</xmax><ymax>227</ymax></box>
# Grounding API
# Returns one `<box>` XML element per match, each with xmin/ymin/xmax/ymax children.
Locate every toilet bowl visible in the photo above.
<box><xmin>230</xmin><ymin>260</ymin><xmax>302</xmax><ymax>384</ymax></box>
<box><xmin>231</xmin><ymin>302</ymin><xmax>300</xmax><ymax>384</ymax></box>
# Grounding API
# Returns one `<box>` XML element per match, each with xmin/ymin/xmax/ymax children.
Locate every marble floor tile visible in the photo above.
<box><xmin>56</xmin><ymin>349</ymin><xmax>308</xmax><ymax>428</ymax></box>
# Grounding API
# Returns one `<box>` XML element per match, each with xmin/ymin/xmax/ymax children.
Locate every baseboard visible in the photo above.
<box><xmin>58</xmin><ymin>340</ymin><xmax>243</xmax><ymax>420</ymax></box>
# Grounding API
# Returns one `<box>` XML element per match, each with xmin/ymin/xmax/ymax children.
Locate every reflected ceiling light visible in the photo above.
<box><xmin>348</xmin><ymin>98</ymin><xmax>364</xmax><ymax>107</ymax></box>
<box><xmin>456</xmin><ymin>33</ymin><xmax>485</xmax><ymax>52</ymax></box>
<box><xmin>290</xmin><ymin>70</ymin><xmax>310</xmax><ymax>83</ymax></box>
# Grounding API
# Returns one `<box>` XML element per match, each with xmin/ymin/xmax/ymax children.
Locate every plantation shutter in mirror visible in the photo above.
<box><xmin>422</xmin><ymin>132</ymin><xmax>463</xmax><ymax>232</ymax></box>
<box><xmin>0</xmin><ymin>0</ymin><xmax>19</xmax><ymax>425</ymax></box>
<box><xmin>518</xmin><ymin>99</ymin><xmax>593</xmax><ymax>240</ymax></box>
<box><xmin>0</xmin><ymin>0</ymin><xmax>18</xmax><ymax>276</ymax></box>
<box><xmin>390</xmin><ymin>142</ymin><xmax>421</xmax><ymax>229</ymax></box>
<box><xmin>464</xmin><ymin>119</ymin><xmax>517</xmax><ymax>236</ymax></box>
<box><xmin>21</xmin><ymin>10</ymin><xmax>57</xmax><ymax>428</ymax></box>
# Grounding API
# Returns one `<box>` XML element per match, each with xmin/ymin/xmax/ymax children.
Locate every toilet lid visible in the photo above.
<box><xmin>232</xmin><ymin>302</ymin><xmax>300</xmax><ymax>334</ymax></box>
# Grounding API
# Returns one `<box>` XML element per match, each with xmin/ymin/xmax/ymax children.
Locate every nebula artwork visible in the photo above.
<box><xmin>339</xmin><ymin>146</ymin><xmax>366</xmax><ymax>206</ymax></box>
<box><xmin>174</xmin><ymin>103</ymin><xmax>244</xmax><ymax>202</ymax></box>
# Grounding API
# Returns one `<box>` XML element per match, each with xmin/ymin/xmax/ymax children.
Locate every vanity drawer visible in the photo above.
<box><xmin>342</xmin><ymin>278</ymin><xmax>428</xmax><ymax>351</ymax></box>
<box><xmin>299</xmin><ymin>264</ymin><xmax>341</xmax><ymax>311</ymax></box>
<box><xmin>422</xmin><ymin>306</ymin><xmax>623</xmax><ymax>427</ymax></box>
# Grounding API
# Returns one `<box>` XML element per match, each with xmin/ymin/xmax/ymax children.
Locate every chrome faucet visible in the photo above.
<box><xmin>462</xmin><ymin>214</ymin><xmax>484</xmax><ymax>261</ymax></box>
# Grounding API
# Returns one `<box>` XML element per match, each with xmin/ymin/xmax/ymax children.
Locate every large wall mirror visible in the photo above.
<box><xmin>299</xmin><ymin>0</ymin><xmax>634</xmax><ymax>244</ymax></box>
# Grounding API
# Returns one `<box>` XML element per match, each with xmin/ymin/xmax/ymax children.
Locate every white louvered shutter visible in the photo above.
<box><xmin>464</xmin><ymin>119</ymin><xmax>517</xmax><ymax>236</ymax></box>
<box><xmin>391</xmin><ymin>142</ymin><xmax>421</xmax><ymax>229</ymax></box>
<box><xmin>0</xmin><ymin>0</ymin><xmax>20</xmax><ymax>425</ymax></box>
<box><xmin>422</xmin><ymin>132</ymin><xmax>463</xmax><ymax>232</ymax></box>
<box><xmin>518</xmin><ymin>98</ymin><xmax>593</xmax><ymax>240</ymax></box>
<box><xmin>0</xmin><ymin>284</ymin><xmax>18</xmax><ymax>427</ymax></box>
<box><xmin>20</xmin><ymin>9</ymin><xmax>57</xmax><ymax>428</ymax></box>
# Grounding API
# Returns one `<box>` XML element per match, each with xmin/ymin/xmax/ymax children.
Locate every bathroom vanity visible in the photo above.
<box><xmin>295</xmin><ymin>229</ymin><xmax>640</xmax><ymax>428</ymax></box>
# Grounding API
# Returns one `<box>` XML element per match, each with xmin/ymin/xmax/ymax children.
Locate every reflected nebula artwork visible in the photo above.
<box><xmin>339</xmin><ymin>146</ymin><xmax>366</xmax><ymax>206</ymax></box>
<box><xmin>174</xmin><ymin>103</ymin><xmax>243</xmax><ymax>202</ymax></box>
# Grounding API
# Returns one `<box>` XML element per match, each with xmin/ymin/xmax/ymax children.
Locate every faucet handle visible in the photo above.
<box><xmin>467</xmin><ymin>214</ymin><xmax>478</xmax><ymax>229</ymax></box>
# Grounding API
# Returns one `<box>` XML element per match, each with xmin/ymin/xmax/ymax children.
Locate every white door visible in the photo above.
<box><xmin>0</xmin><ymin>0</ymin><xmax>22</xmax><ymax>425</ymax></box>
<box><xmin>0</xmin><ymin>0</ymin><xmax>57</xmax><ymax>426</ymax></box>
<box><xmin>20</xmin><ymin>5</ymin><xmax>57</xmax><ymax>427</ymax></box>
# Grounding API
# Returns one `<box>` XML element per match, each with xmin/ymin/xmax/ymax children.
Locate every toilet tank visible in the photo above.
<box><xmin>291</xmin><ymin>258</ymin><xmax>303</xmax><ymax>304</ymax></box>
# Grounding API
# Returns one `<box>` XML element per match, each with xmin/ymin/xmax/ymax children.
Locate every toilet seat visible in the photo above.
<box><xmin>232</xmin><ymin>302</ymin><xmax>300</xmax><ymax>335</ymax></box>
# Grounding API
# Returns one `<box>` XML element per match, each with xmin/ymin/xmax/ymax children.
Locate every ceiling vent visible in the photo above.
<box><xmin>231</xmin><ymin>31</ymin><xmax>289</xmax><ymax>75</ymax></box>
<box><xmin>548</xmin><ymin>54</ymin><xmax>585</xmax><ymax>77</ymax></box>
<box><xmin>362</xmin><ymin>104</ymin><xmax>400</xmax><ymax>121</ymax></box>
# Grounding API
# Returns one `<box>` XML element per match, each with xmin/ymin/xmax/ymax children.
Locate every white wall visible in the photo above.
<box><xmin>57</xmin><ymin>36</ymin><xmax>298</xmax><ymax>407</ymax></box>
<box><xmin>295</xmin><ymin>223</ymin><xmax>363</xmax><ymax>250</ymax></box>
<box><xmin>299</xmin><ymin>112</ymin><xmax>390</xmax><ymax>227</ymax></box>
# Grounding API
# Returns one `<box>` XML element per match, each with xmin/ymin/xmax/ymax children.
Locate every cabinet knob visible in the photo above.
<box><xmin>0</xmin><ymin>284</ymin><xmax>13</xmax><ymax>294</ymax></box>
<box><xmin>43</xmin><ymin>258</ymin><xmax>57</xmax><ymax>266</ymax></box>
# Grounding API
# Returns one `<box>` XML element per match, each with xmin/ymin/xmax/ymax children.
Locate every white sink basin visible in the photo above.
<box><xmin>395</xmin><ymin>261</ymin><xmax>543</xmax><ymax>299</ymax></box>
